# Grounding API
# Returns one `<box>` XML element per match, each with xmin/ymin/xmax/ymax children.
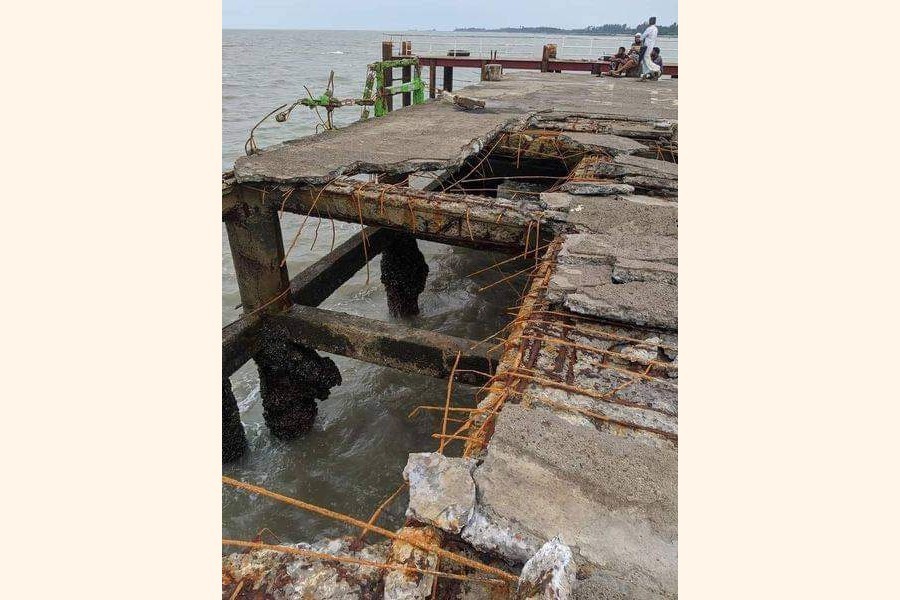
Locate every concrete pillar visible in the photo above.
<box><xmin>224</xmin><ymin>193</ymin><xmax>291</xmax><ymax>315</ymax></box>
<box><xmin>381</xmin><ymin>232</ymin><xmax>429</xmax><ymax>318</ymax></box>
<box><xmin>222</xmin><ymin>378</ymin><xmax>247</xmax><ymax>462</ymax></box>
<box><xmin>254</xmin><ymin>322</ymin><xmax>342</xmax><ymax>440</ymax></box>
<box><xmin>382</xmin><ymin>41</ymin><xmax>394</xmax><ymax>113</ymax></box>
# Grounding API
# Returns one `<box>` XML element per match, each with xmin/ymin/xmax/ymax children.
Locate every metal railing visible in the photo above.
<box><xmin>382</xmin><ymin>32</ymin><xmax>679</xmax><ymax>62</ymax></box>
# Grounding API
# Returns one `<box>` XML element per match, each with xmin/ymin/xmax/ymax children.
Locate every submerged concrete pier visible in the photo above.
<box><xmin>223</xmin><ymin>69</ymin><xmax>677</xmax><ymax>599</ymax></box>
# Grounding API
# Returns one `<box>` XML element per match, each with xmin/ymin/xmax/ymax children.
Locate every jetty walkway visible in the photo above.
<box><xmin>223</xmin><ymin>71</ymin><xmax>677</xmax><ymax>599</ymax></box>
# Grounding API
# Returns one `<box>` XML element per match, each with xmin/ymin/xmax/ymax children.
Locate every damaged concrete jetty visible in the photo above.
<box><xmin>223</xmin><ymin>59</ymin><xmax>677</xmax><ymax>599</ymax></box>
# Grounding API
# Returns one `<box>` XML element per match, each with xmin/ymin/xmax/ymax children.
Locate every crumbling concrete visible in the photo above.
<box><xmin>542</xmin><ymin>191</ymin><xmax>677</xmax><ymax>236</ymax></box>
<box><xmin>558</xmin><ymin>182</ymin><xmax>634</xmax><ymax>196</ymax></box>
<box><xmin>468</xmin><ymin>404</ymin><xmax>677</xmax><ymax>598</ymax></box>
<box><xmin>548</xmin><ymin>233</ymin><xmax>677</xmax><ymax>330</ymax></box>
<box><xmin>558</xmin><ymin>132</ymin><xmax>648</xmax><ymax>156</ymax></box>
<box><xmin>254</xmin><ymin>322</ymin><xmax>342</xmax><ymax>439</ymax></box>
<box><xmin>223</xmin><ymin>70</ymin><xmax>679</xmax><ymax>600</ymax></box>
<box><xmin>383</xmin><ymin>526</ymin><xmax>443</xmax><ymax>600</ymax></box>
<box><xmin>222</xmin><ymin>537</ymin><xmax>390</xmax><ymax>599</ymax></box>
<box><xmin>515</xmin><ymin>538</ymin><xmax>576</xmax><ymax>600</ymax></box>
<box><xmin>403</xmin><ymin>453</ymin><xmax>477</xmax><ymax>534</ymax></box>
<box><xmin>381</xmin><ymin>232</ymin><xmax>430</xmax><ymax>317</ymax></box>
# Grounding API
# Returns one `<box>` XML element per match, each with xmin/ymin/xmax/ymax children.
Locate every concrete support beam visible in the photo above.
<box><xmin>222</xmin><ymin>226</ymin><xmax>393</xmax><ymax>378</ymax></box>
<box><xmin>277</xmin><ymin>179</ymin><xmax>548</xmax><ymax>252</ymax></box>
<box><xmin>223</xmin><ymin>317</ymin><xmax>261</xmax><ymax>378</ymax></box>
<box><xmin>290</xmin><ymin>226</ymin><xmax>393</xmax><ymax>307</ymax></box>
<box><xmin>270</xmin><ymin>305</ymin><xmax>497</xmax><ymax>385</ymax></box>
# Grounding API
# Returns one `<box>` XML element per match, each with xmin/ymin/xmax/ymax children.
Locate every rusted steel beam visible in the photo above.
<box><xmin>290</xmin><ymin>226</ymin><xmax>393</xmax><ymax>307</ymax></box>
<box><xmin>275</xmin><ymin>179</ymin><xmax>549</xmax><ymax>252</ymax></box>
<box><xmin>270</xmin><ymin>305</ymin><xmax>498</xmax><ymax>385</ymax></box>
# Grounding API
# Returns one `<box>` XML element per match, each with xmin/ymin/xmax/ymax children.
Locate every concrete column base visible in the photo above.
<box><xmin>254</xmin><ymin>323</ymin><xmax>342</xmax><ymax>439</ymax></box>
<box><xmin>381</xmin><ymin>233</ymin><xmax>429</xmax><ymax>318</ymax></box>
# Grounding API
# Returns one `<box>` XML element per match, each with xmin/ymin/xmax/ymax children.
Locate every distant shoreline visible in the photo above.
<box><xmin>454</xmin><ymin>26</ymin><xmax>677</xmax><ymax>37</ymax></box>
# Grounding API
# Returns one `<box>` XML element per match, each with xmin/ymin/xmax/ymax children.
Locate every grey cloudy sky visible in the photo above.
<box><xmin>223</xmin><ymin>0</ymin><xmax>677</xmax><ymax>30</ymax></box>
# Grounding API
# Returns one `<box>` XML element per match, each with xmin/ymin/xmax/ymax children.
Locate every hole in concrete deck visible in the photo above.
<box><xmin>223</xmin><ymin>213</ymin><xmax>536</xmax><ymax>543</ymax></box>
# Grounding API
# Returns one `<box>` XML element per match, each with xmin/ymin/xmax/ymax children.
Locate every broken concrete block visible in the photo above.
<box><xmin>383</xmin><ymin>526</ymin><xmax>443</xmax><ymax>600</ymax></box>
<box><xmin>460</xmin><ymin>506</ymin><xmax>542</xmax><ymax>565</ymax></box>
<box><xmin>515</xmin><ymin>538</ymin><xmax>577</xmax><ymax>600</ymax></box>
<box><xmin>403</xmin><ymin>452</ymin><xmax>477</xmax><ymax>534</ymax></box>
<box><xmin>559</xmin><ymin>132</ymin><xmax>648</xmax><ymax>155</ymax></box>
<box><xmin>559</xmin><ymin>182</ymin><xmax>635</xmax><ymax>196</ymax></box>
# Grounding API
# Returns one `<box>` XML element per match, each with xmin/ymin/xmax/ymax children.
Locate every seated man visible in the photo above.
<box><xmin>608</xmin><ymin>46</ymin><xmax>628</xmax><ymax>71</ymax></box>
<box><xmin>605</xmin><ymin>34</ymin><xmax>643</xmax><ymax>77</ymax></box>
<box><xmin>649</xmin><ymin>47</ymin><xmax>664</xmax><ymax>80</ymax></box>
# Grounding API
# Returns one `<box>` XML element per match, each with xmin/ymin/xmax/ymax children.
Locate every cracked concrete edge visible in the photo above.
<box><xmin>234</xmin><ymin>113</ymin><xmax>536</xmax><ymax>186</ymax></box>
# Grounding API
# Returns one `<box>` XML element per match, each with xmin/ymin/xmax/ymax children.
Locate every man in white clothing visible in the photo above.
<box><xmin>639</xmin><ymin>16</ymin><xmax>661</xmax><ymax>79</ymax></box>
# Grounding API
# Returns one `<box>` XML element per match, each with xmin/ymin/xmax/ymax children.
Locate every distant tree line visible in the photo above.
<box><xmin>455</xmin><ymin>23</ymin><xmax>678</xmax><ymax>36</ymax></box>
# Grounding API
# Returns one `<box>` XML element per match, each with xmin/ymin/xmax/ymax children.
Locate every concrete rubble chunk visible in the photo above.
<box><xmin>222</xmin><ymin>537</ymin><xmax>390</xmax><ymax>599</ymax></box>
<box><xmin>383</xmin><ymin>526</ymin><xmax>443</xmax><ymax>600</ymax></box>
<box><xmin>403</xmin><ymin>452</ymin><xmax>477</xmax><ymax>534</ymax></box>
<box><xmin>559</xmin><ymin>132</ymin><xmax>648</xmax><ymax>155</ymax></box>
<box><xmin>546</xmin><ymin>193</ymin><xmax>677</xmax><ymax>237</ymax></box>
<box><xmin>559</xmin><ymin>182</ymin><xmax>635</xmax><ymax>196</ymax></box>
<box><xmin>613</xmin><ymin>154</ymin><xmax>678</xmax><ymax>178</ymax></box>
<box><xmin>515</xmin><ymin>538</ymin><xmax>577</xmax><ymax>600</ymax></box>
<box><xmin>461</xmin><ymin>506</ymin><xmax>543</xmax><ymax>565</ymax></box>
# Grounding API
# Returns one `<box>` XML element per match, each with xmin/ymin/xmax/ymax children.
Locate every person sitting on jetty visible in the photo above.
<box><xmin>605</xmin><ymin>34</ymin><xmax>642</xmax><ymax>77</ymax></box>
<box><xmin>639</xmin><ymin>17</ymin><xmax>662</xmax><ymax>80</ymax></box>
<box><xmin>649</xmin><ymin>47</ymin><xmax>664</xmax><ymax>79</ymax></box>
<box><xmin>608</xmin><ymin>46</ymin><xmax>628</xmax><ymax>71</ymax></box>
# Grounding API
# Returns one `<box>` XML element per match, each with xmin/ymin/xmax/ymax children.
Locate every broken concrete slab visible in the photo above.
<box><xmin>614</xmin><ymin>154</ymin><xmax>678</xmax><ymax>178</ymax></box>
<box><xmin>559</xmin><ymin>132</ymin><xmax>648</xmax><ymax>155</ymax></box>
<box><xmin>623</xmin><ymin>175</ymin><xmax>678</xmax><ymax>195</ymax></box>
<box><xmin>234</xmin><ymin>102</ymin><xmax>526</xmax><ymax>184</ymax></box>
<box><xmin>612</xmin><ymin>259</ymin><xmax>678</xmax><ymax>285</ymax></box>
<box><xmin>559</xmin><ymin>182</ymin><xmax>634</xmax><ymax>196</ymax></box>
<box><xmin>515</xmin><ymin>538</ymin><xmax>577</xmax><ymax>600</ymax></box>
<box><xmin>544</xmin><ymin>192</ymin><xmax>678</xmax><ymax>237</ymax></box>
<box><xmin>562</xmin><ymin>280</ymin><xmax>677</xmax><ymax>330</ymax></box>
<box><xmin>403</xmin><ymin>452</ymin><xmax>477</xmax><ymax>534</ymax></box>
<box><xmin>548</xmin><ymin>233</ymin><xmax>678</xmax><ymax>329</ymax></box>
<box><xmin>470</xmin><ymin>403</ymin><xmax>677</xmax><ymax>597</ymax></box>
<box><xmin>558</xmin><ymin>233</ymin><xmax>677</xmax><ymax>266</ymax></box>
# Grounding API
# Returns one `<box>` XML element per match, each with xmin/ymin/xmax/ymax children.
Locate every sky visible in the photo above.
<box><xmin>222</xmin><ymin>0</ymin><xmax>677</xmax><ymax>30</ymax></box>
